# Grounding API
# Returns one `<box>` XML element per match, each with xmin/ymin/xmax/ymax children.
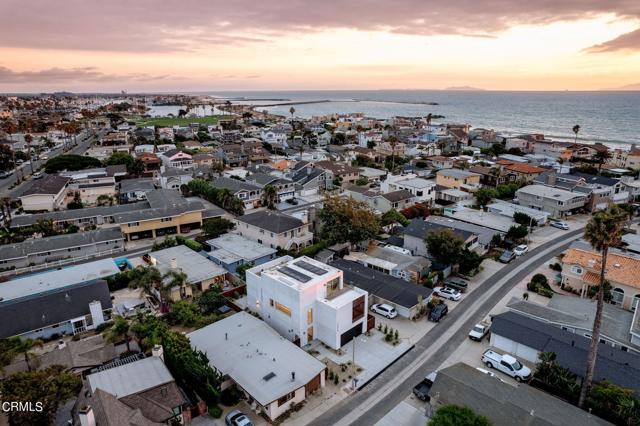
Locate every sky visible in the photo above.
<box><xmin>1</xmin><ymin>0</ymin><xmax>640</xmax><ymax>92</ymax></box>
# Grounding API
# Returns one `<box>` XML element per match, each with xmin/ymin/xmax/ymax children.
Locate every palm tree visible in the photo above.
<box><xmin>162</xmin><ymin>270</ymin><xmax>190</xmax><ymax>302</ymax></box>
<box><xmin>388</xmin><ymin>136</ymin><xmax>398</xmax><ymax>171</ymax></box>
<box><xmin>24</xmin><ymin>133</ymin><xmax>34</xmax><ymax>174</ymax></box>
<box><xmin>578</xmin><ymin>205</ymin><xmax>628</xmax><ymax>407</ymax></box>
<box><xmin>289</xmin><ymin>107</ymin><xmax>296</xmax><ymax>121</ymax></box>
<box><xmin>129</xmin><ymin>266</ymin><xmax>162</xmax><ymax>297</ymax></box>
<box><xmin>261</xmin><ymin>185</ymin><xmax>278</xmax><ymax>209</ymax></box>
<box><xmin>572</xmin><ymin>124</ymin><xmax>581</xmax><ymax>143</ymax></box>
<box><xmin>1</xmin><ymin>120</ymin><xmax>20</xmax><ymax>183</ymax></box>
<box><xmin>426</xmin><ymin>113</ymin><xmax>433</xmax><ymax>142</ymax></box>
<box><xmin>593</xmin><ymin>150</ymin><xmax>611</xmax><ymax>172</ymax></box>
<box><xmin>105</xmin><ymin>316</ymin><xmax>132</xmax><ymax>352</ymax></box>
<box><xmin>8</xmin><ymin>337</ymin><xmax>43</xmax><ymax>371</ymax></box>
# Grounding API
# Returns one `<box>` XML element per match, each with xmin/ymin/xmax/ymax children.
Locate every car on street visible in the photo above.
<box><xmin>429</xmin><ymin>302</ymin><xmax>448</xmax><ymax>322</ymax></box>
<box><xmin>550</xmin><ymin>221</ymin><xmax>569</xmax><ymax>230</ymax></box>
<box><xmin>433</xmin><ymin>286</ymin><xmax>462</xmax><ymax>301</ymax></box>
<box><xmin>481</xmin><ymin>349</ymin><xmax>532</xmax><ymax>382</ymax></box>
<box><xmin>468</xmin><ymin>322</ymin><xmax>490</xmax><ymax>341</ymax></box>
<box><xmin>412</xmin><ymin>371</ymin><xmax>437</xmax><ymax>401</ymax></box>
<box><xmin>40</xmin><ymin>154</ymin><xmax>49</xmax><ymax>161</ymax></box>
<box><xmin>32</xmin><ymin>171</ymin><xmax>44</xmax><ymax>179</ymax></box>
<box><xmin>370</xmin><ymin>303</ymin><xmax>398</xmax><ymax>319</ymax></box>
<box><xmin>225</xmin><ymin>410</ymin><xmax>253</xmax><ymax>426</ymax></box>
<box><xmin>513</xmin><ymin>245</ymin><xmax>529</xmax><ymax>256</ymax></box>
<box><xmin>0</xmin><ymin>170</ymin><xmax>12</xmax><ymax>179</ymax></box>
<box><xmin>444</xmin><ymin>277</ymin><xmax>469</xmax><ymax>293</ymax></box>
<box><xmin>499</xmin><ymin>250</ymin><xmax>516</xmax><ymax>263</ymax></box>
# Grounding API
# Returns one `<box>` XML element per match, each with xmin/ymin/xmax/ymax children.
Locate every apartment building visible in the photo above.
<box><xmin>515</xmin><ymin>184</ymin><xmax>587</xmax><ymax>217</ymax></box>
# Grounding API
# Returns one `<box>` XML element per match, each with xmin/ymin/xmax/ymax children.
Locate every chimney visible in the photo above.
<box><xmin>152</xmin><ymin>345</ymin><xmax>165</xmax><ymax>362</ymax></box>
<box><xmin>587</xmin><ymin>259</ymin><xmax>596</xmax><ymax>268</ymax></box>
<box><xmin>170</xmin><ymin>258</ymin><xmax>178</xmax><ymax>270</ymax></box>
<box><xmin>79</xmin><ymin>406</ymin><xmax>96</xmax><ymax>426</ymax></box>
<box><xmin>57</xmin><ymin>340</ymin><xmax>66</xmax><ymax>350</ymax></box>
<box><xmin>291</xmin><ymin>371</ymin><xmax>295</xmax><ymax>382</ymax></box>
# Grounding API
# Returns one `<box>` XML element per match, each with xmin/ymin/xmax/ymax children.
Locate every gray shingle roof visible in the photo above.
<box><xmin>404</xmin><ymin>218</ymin><xmax>474</xmax><ymax>241</ymax></box>
<box><xmin>430</xmin><ymin>363</ymin><xmax>613</xmax><ymax>426</ymax></box>
<box><xmin>0</xmin><ymin>279</ymin><xmax>112</xmax><ymax>339</ymax></box>
<box><xmin>21</xmin><ymin>175</ymin><xmax>70</xmax><ymax>196</ymax></box>
<box><xmin>236</xmin><ymin>210</ymin><xmax>304</xmax><ymax>234</ymax></box>
<box><xmin>491</xmin><ymin>311</ymin><xmax>640</xmax><ymax>396</ymax></box>
<box><xmin>0</xmin><ymin>228</ymin><xmax>123</xmax><ymax>261</ymax></box>
<box><xmin>211</xmin><ymin>176</ymin><xmax>262</xmax><ymax>193</ymax></box>
<box><xmin>330</xmin><ymin>258</ymin><xmax>432</xmax><ymax>309</ymax></box>
<box><xmin>381</xmin><ymin>189</ymin><xmax>414</xmax><ymax>202</ymax></box>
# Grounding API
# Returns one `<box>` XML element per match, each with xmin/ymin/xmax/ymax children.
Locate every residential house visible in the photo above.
<box><xmin>428</xmin><ymin>363</ymin><xmax>613</xmax><ymax>426</ymax></box>
<box><xmin>290</xmin><ymin>164</ymin><xmax>330</xmax><ymax>196</ymax></box>
<box><xmin>234</xmin><ymin>210</ymin><xmax>313</xmax><ymax>251</ymax></box>
<box><xmin>358</xmin><ymin>167</ymin><xmax>388</xmax><ymax>183</ymax></box>
<box><xmin>0</xmin><ymin>258</ymin><xmax>117</xmax><ymax>339</ymax></box>
<box><xmin>426</xmin><ymin>156</ymin><xmax>454</xmax><ymax>170</ymax></box>
<box><xmin>345</xmin><ymin>244</ymin><xmax>430</xmax><ymax>283</ymax></box>
<box><xmin>561</xmin><ymin>247</ymin><xmax>640</xmax><ymax>311</ymax></box>
<box><xmin>507</xmin><ymin>295</ymin><xmax>640</xmax><ymax>353</ymax></box>
<box><xmin>158</xmin><ymin>166</ymin><xmax>193</xmax><ymax>190</ymax></box>
<box><xmin>435</xmin><ymin>169</ymin><xmax>481</xmax><ymax>192</ymax></box>
<box><xmin>245</xmin><ymin>173</ymin><xmax>296</xmax><ymax>203</ymax></box>
<box><xmin>402</xmin><ymin>218</ymin><xmax>478</xmax><ymax>258</ymax></box>
<box><xmin>247</xmin><ymin>256</ymin><xmax>369</xmax><ymax>349</ymax></box>
<box><xmin>147</xmin><ymin>245</ymin><xmax>227</xmax><ymax>302</ymax></box>
<box><xmin>61</xmin><ymin>166</ymin><xmax>126</xmax><ymax>206</ymax></box>
<box><xmin>612</xmin><ymin>144</ymin><xmax>640</xmax><ymax>169</ymax></box>
<box><xmin>386</xmin><ymin>177</ymin><xmax>436</xmax><ymax>204</ymax></box>
<box><xmin>261</xmin><ymin>127</ymin><xmax>288</xmax><ymax>147</ymax></box>
<box><xmin>495</xmin><ymin>160</ymin><xmax>546</xmax><ymax>183</ymax></box>
<box><xmin>211</xmin><ymin>176</ymin><xmax>263</xmax><ymax>210</ymax></box>
<box><xmin>192</xmin><ymin>153</ymin><xmax>219</xmax><ymax>168</ymax></box>
<box><xmin>345</xmin><ymin>186</ymin><xmax>416</xmax><ymax>214</ymax></box>
<box><xmin>159</xmin><ymin>149</ymin><xmax>193</xmax><ymax>170</ymax></box>
<box><xmin>468</xmin><ymin>165</ymin><xmax>518</xmax><ymax>187</ymax></box>
<box><xmin>314</xmin><ymin>161</ymin><xmax>360</xmax><ymax>188</ymax></box>
<box><xmin>76</xmin><ymin>355</ymin><xmax>187</xmax><ymax>425</ymax></box>
<box><xmin>490</xmin><ymin>311</ymin><xmax>640</xmax><ymax>395</ymax></box>
<box><xmin>485</xmin><ymin>199</ymin><xmax>550</xmax><ymax>225</ymax></box>
<box><xmin>515</xmin><ymin>184</ymin><xmax>587</xmax><ymax>217</ymax></box>
<box><xmin>118</xmin><ymin>178</ymin><xmax>156</xmax><ymax>203</ymax></box>
<box><xmin>535</xmin><ymin>171</ymin><xmax>629</xmax><ymax>209</ymax></box>
<box><xmin>204</xmin><ymin>233</ymin><xmax>278</xmax><ymax>274</ymax></box>
<box><xmin>424</xmin><ymin>216</ymin><xmax>502</xmax><ymax>253</ymax></box>
<box><xmin>331</xmin><ymin>258</ymin><xmax>432</xmax><ymax>319</ymax></box>
<box><xmin>188</xmin><ymin>312</ymin><xmax>326</xmax><ymax>421</ymax></box>
<box><xmin>18</xmin><ymin>175</ymin><xmax>70</xmax><ymax>212</ymax></box>
<box><xmin>0</xmin><ymin>228</ymin><xmax>124</xmax><ymax>271</ymax></box>
<box><xmin>137</xmin><ymin>152</ymin><xmax>162</xmax><ymax>177</ymax></box>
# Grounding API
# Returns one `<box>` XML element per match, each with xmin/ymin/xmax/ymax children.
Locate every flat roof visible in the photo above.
<box><xmin>486</xmin><ymin>200</ymin><xmax>550</xmax><ymax>222</ymax></box>
<box><xmin>206</xmin><ymin>234</ymin><xmax>276</xmax><ymax>263</ymax></box>
<box><xmin>188</xmin><ymin>312</ymin><xmax>326</xmax><ymax>406</ymax></box>
<box><xmin>149</xmin><ymin>245</ymin><xmax>226</xmax><ymax>284</ymax></box>
<box><xmin>248</xmin><ymin>256</ymin><xmax>340</xmax><ymax>291</ymax></box>
<box><xmin>0</xmin><ymin>258</ymin><xmax>120</xmax><ymax>303</ymax></box>
<box><xmin>517</xmin><ymin>184</ymin><xmax>583</xmax><ymax>201</ymax></box>
<box><xmin>88</xmin><ymin>357</ymin><xmax>174</xmax><ymax>398</ymax></box>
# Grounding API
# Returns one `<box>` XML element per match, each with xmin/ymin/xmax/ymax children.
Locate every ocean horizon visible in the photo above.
<box><xmin>204</xmin><ymin>90</ymin><xmax>640</xmax><ymax>148</ymax></box>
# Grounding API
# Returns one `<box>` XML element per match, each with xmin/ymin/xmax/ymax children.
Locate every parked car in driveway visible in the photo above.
<box><xmin>481</xmin><ymin>349</ymin><xmax>531</xmax><ymax>382</ymax></box>
<box><xmin>513</xmin><ymin>245</ymin><xmax>529</xmax><ymax>256</ymax></box>
<box><xmin>550</xmin><ymin>221</ymin><xmax>569</xmax><ymax>230</ymax></box>
<box><xmin>412</xmin><ymin>371</ymin><xmax>437</xmax><ymax>401</ymax></box>
<box><xmin>429</xmin><ymin>302</ymin><xmax>448</xmax><ymax>322</ymax></box>
<box><xmin>225</xmin><ymin>410</ymin><xmax>253</xmax><ymax>426</ymax></box>
<box><xmin>444</xmin><ymin>277</ymin><xmax>468</xmax><ymax>293</ymax></box>
<box><xmin>32</xmin><ymin>171</ymin><xmax>43</xmax><ymax>179</ymax></box>
<box><xmin>468</xmin><ymin>322</ymin><xmax>490</xmax><ymax>341</ymax></box>
<box><xmin>433</xmin><ymin>286</ymin><xmax>461</xmax><ymax>301</ymax></box>
<box><xmin>370</xmin><ymin>303</ymin><xmax>398</xmax><ymax>319</ymax></box>
<box><xmin>499</xmin><ymin>250</ymin><xmax>516</xmax><ymax>263</ymax></box>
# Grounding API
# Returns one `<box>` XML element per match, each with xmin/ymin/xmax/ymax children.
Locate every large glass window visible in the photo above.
<box><xmin>612</xmin><ymin>288</ymin><xmax>625</xmax><ymax>306</ymax></box>
<box><xmin>276</xmin><ymin>302</ymin><xmax>292</xmax><ymax>317</ymax></box>
<box><xmin>307</xmin><ymin>308</ymin><xmax>313</xmax><ymax>325</ymax></box>
<box><xmin>326</xmin><ymin>278</ymin><xmax>340</xmax><ymax>298</ymax></box>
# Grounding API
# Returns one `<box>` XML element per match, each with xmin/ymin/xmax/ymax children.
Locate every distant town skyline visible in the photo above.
<box><xmin>1</xmin><ymin>1</ymin><xmax>639</xmax><ymax>92</ymax></box>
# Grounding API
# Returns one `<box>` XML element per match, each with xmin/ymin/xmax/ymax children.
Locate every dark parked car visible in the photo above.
<box><xmin>499</xmin><ymin>250</ymin><xmax>516</xmax><ymax>264</ymax></box>
<box><xmin>444</xmin><ymin>277</ymin><xmax>469</xmax><ymax>293</ymax></box>
<box><xmin>412</xmin><ymin>372</ymin><xmax>437</xmax><ymax>401</ymax></box>
<box><xmin>429</xmin><ymin>303</ymin><xmax>449</xmax><ymax>322</ymax></box>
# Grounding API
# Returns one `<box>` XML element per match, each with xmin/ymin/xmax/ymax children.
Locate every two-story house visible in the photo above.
<box><xmin>234</xmin><ymin>210</ymin><xmax>313</xmax><ymax>251</ymax></box>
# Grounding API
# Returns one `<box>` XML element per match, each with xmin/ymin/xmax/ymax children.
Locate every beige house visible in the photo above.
<box><xmin>148</xmin><ymin>244</ymin><xmax>227</xmax><ymax>302</ymax></box>
<box><xmin>234</xmin><ymin>210</ymin><xmax>313</xmax><ymax>251</ymax></box>
<box><xmin>561</xmin><ymin>247</ymin><xmax>640</xmax><ymax>312</ymax></box>
<box><xmin>435</xmin><ymin>169</ymin><xmax>481</xmax><ymax>191</ymax></box>
<box><xmin>314</xmin><ymin>161</ymin><xmax>361</xmax><ymax>188</ymax></box>
<box><xmin>19</xmin><ymin>175</ymin><xmax>70</xmax><ymax>212</ymax></box>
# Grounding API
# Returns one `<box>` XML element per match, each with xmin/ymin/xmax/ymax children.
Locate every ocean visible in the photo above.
<box><xmin>205</xmin><ymin>90</ymin><xmax>640</xmax><ymax>147</ymax></box>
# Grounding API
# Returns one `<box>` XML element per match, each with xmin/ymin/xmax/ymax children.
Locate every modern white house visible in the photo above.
<box><xmin>19</xmin><ymin>175</ymin><xmax>70</xmax><ymax>212</ymax></box>
<box><xmin>261</xmin><ymin>128</ymin><xmax>288</xmax><ymax>147</ymax></box>
<box><xmin>246</xmin><ymin>256</ymin><xmax>369</xmax><ymax>349</ymax></box>
<box><xmin>386</xmin><ymin>177</ymin><xmax>436</xmax><ymax>204</ymax></box>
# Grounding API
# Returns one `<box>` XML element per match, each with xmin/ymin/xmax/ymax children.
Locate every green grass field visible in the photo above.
<box><xmin>135</xmin><ymin>115</ymin><xmax>233</xmax><ymax>127</ymax></box>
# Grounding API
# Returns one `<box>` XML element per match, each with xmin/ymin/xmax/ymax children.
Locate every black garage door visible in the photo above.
<box><xmin>340</xmin><ymin>323</ymin><xmax>363</xmax><ymax>347</ymax></box>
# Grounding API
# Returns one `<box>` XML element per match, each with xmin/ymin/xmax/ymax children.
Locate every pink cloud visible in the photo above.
<box><xmin>1</xmin><ymin>0</ymin><xmax>639</xmax><ymax>52</ymax></box>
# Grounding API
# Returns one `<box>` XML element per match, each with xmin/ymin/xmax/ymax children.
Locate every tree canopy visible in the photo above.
<box><xmin>104</xmin><ymin>152</ymin><xmax>144</xmax><ymax>175</ymax></box>
<box><xmin>44</xmin><ymin>155</ymin><xmax>101</xmax><ymax>173</ymax></box>
<box><xmin>319</xmin><ymin>195</ymin><xmax>380</xmax><ymax>244</ymax></box>
<box><xmin>426</xmin><ymin>229</ymin><xmax>465</xmax><ymax>265</ymax></box>
<box><xmin>429</xmin><ymin>404</ymin><xmax>492</xmax><ymax>426</ymax></box>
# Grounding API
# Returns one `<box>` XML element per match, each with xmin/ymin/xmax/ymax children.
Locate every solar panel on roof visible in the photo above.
<box><xmin>294</xmin><ymin>260</ymin><xmax>328</xmax><ymax>276</ymax></box>
<box><xmin>263</xmin><ymin>372</ymin><xmax>276</xmax><ymax>381</ymax></box>
<box><xmin>279</xmin><ymin>266</ymin><xmax>312</xmax><ymax>283</ymax></box>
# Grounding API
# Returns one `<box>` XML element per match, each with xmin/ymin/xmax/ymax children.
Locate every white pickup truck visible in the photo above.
<box><xmin>481</xmin><ymin>349</ymin><xmax>532</xmax><ymax>382</ymax></box>
<box><xmin>468</xmin><ymin>322</ymin><xmax>490</xmax><ymax>341</ymax></box>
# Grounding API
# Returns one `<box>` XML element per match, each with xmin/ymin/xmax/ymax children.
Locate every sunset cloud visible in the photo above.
<box><xmin>587</xmin><ymin>27</ymin><xmax>640</xmax><ymax>52</ymax></box>
<box><xmin>0</xmin><ymin>66</ymin><xmax>175</xmax><ymax>84</ymax></box>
